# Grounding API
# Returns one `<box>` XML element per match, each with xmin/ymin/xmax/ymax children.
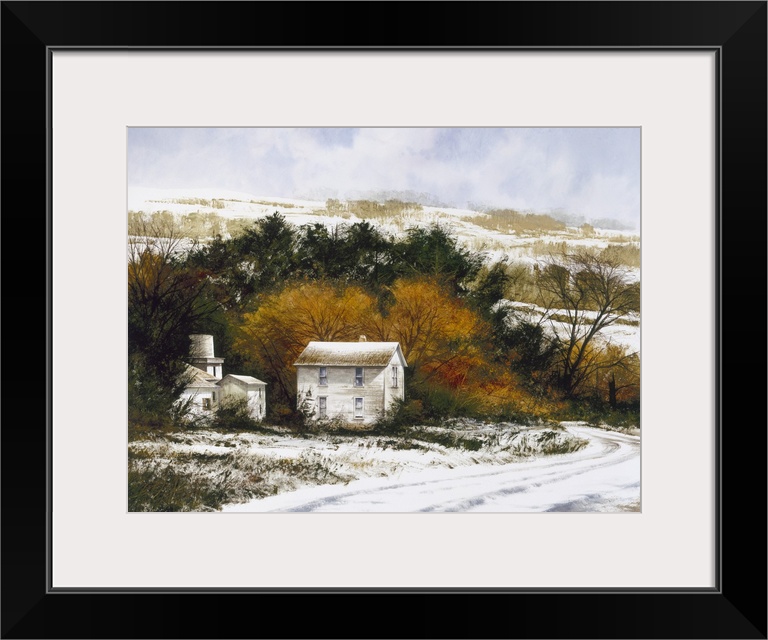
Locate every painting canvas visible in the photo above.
<box><xmin>128</xmin><ymin>127</ymin><xmax>640</xmax><ymax>513</ymax></box>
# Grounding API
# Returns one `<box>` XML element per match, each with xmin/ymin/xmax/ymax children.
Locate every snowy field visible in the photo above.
<box><xmin>502</xmin><ymin>301</ymin><xmax>640</xmax><ymax>352</ymax></box>
<box><xmin>129</xmin><ymin>422</ymin><xmax>639</xmax><ymax>513</ymax></box>
<box><xmin>221</xmin><ymin>425</ymin><xmax>639</xmax><ymax>513</ymax></box>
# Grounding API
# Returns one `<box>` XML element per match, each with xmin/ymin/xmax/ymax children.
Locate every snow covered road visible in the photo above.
<box><xmin>221</xmin><ymin>425</ymin><xmax>640</xmax><ymax>513</ymax></box>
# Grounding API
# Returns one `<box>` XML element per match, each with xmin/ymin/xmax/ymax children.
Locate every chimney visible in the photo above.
<box><xmin>359</xmin><ymin>335</ymin><xmax>367</xmax><ymax>342</ymax></box>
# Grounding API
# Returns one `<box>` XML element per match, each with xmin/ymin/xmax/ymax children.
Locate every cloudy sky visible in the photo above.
<box><xmin>128</xmin><ymin>127</ymin><xmax>640</xmax><ymax>228</ymax></box>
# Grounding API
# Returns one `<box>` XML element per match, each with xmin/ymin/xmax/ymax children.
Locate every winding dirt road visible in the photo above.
<box><xmin>222</xmin><ymin>425</ymin><xmax>640</xmax><ymax>513</ymax></box>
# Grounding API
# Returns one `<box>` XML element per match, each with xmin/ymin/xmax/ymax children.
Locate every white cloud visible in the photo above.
<box><xmin>128</xmin><ymin>127</ymin><xmax>640</xmax><ymax>227</ymax></box>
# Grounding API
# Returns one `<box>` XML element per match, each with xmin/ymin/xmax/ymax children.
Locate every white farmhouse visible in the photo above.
<box><xmin>294</xmin><ymin>339</ymin><xmax>407</xmax><ymax>424</ymax></box>
<box><xmin>181</xmin><ymin>334</ymin><xmax>267</xmax><ymax>420</ymax></box>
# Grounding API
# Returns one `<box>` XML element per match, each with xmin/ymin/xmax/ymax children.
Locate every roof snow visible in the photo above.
<box><xmin>221</xmin><ymin>374</ymin><xmax>267</xmax><ymax>386</ymax></box>
<box><xmin>183</xmin><ymin>364</ymin><xmax>220</xmax><ymax>388</ymax></box>
<box><xmin>294</xmin><ymin>342</ymin><xmax>407</xmax><ymax>367</ymax></box>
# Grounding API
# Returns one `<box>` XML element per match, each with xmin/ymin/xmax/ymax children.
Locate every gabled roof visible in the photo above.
<box><xmin>182</xmin><ymin>364</ymin><xmax>220</xmax><ymax>389</ymax></box>
<box><xmin>294</xmin><ymin>342</ymin><xmax>407</xmax><ymax>367</ymax></box>
<box><xmin>189</xmin><ymin>363</ymin><xmax>220</xmax><ymax>380</ymax></box>
<box><xmin>219</xmin><ymin>374</ymin><xmax>267</xmax><ymax>386</ymax></box>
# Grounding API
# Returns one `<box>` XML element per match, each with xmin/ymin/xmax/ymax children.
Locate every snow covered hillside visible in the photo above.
<box><xmin>500</xmin><ymin>301</ymin><xmax>640</xmax><ymax>353</ymax></box>
<box><xmin>128</xmin><ymin>187</ymin><xmax>640</xmax><ymax>269</ymax></box>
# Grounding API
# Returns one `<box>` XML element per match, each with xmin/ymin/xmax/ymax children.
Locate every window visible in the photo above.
<box><xmin>391</xmin><ymin>365</ymin><xmax>398</xmax><ymax>387</ymax></box>
<box><xmin>354</xmin><ymin>397</ymin><xmax>364</xmax><ymax>418</ymax></box>
<box><xmin>318</xmin><ymin>397</ymin><xmax>327</xmax><ymax>418</ymax></box>
<box><xmin>212</xmin><ymin>392</ymin><xmax>217</xmax><ymax>402</ymax></box>
<box><xmin>355</xmin><ymin>367</ymin><xmax>364</xmax><ymax>386</ymax></box>
<box><xmin>319</xmin><ymin>367</ymin><xmax>327</xmax><ymax>386</ymax></box>
<box><xmin>202</xmin><ymin>397</ymin><xmax>212</xmax><ymax>410</ymax></box>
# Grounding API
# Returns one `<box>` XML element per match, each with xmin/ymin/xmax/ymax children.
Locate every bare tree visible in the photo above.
<box><xmin>128</xmin><ymin>216</ymin><xmax>216</xmax><ymax>422</ymax></box>
<box><xmin>536</xmin><ymin>249</ymin><xmax>640</xmax><ymax>398</ymax></box>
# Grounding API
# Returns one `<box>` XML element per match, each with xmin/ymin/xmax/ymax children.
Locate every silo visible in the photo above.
<box><xmin>188</xmin><ymin>334</ymin><xmax>224</xmax><ymax>378</ymax></box>
<box><xmin>189</xmin><ymin>334</ymin><xmax>215</xmax><ymax>358</ymax></box>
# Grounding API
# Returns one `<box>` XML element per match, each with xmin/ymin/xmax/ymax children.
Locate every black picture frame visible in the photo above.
<box><xmin>2</xmin><ymin>2</ymin><xmax>765</xmax><ymax>638</ymax></box>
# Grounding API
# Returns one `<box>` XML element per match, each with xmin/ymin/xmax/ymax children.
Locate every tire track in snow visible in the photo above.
<box><xmin>413</xmin><ymin>426</ymin><xmax>636</xmax><ymax>512</ymax></box>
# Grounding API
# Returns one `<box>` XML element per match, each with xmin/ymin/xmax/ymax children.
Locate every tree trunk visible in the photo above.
<box><xmin>608</xmin><ymin>372</ymin><xmax>617</xmax><ymax>409</ymax></box>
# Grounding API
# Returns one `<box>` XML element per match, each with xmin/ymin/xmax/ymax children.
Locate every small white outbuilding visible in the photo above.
<box><xmin>218</xmin><ymin>374</ymin><xmax>267</xmax><ymax>420</ymax></box>
<box><xmin>294</xmin><ymin>339</ymin><xmax>407</xmax><ymax>424</ymax></box>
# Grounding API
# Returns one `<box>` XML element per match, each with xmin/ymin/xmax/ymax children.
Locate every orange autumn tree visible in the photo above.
<box><xmin>368</xmin><ymin>277</ymin><xmax>487</xmax><ymax>389</ymax></box>
<box><xmin>589</xmin><ymin>343</ymin><xmax>640</xmax><ymax>408</ymax></box>
<box><xmin>371</xmin><ymin>278</ymin><xmax>553</xmax><ymax>419</ymax></box>
<box><xmin>237</xmin><ymin>280</ymin><xmax>378</xmax><ymax>405</ymax></box>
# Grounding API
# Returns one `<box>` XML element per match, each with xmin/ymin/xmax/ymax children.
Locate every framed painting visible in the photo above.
<box><xmin>3</xmin><ymin>2</ymin><xmax>765</xmax><ymax>638</ymax></box>
<box><xmin>124</xmin><ymin>124</ymin><xmax>643</xmax><ymax>517</ymax></box>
